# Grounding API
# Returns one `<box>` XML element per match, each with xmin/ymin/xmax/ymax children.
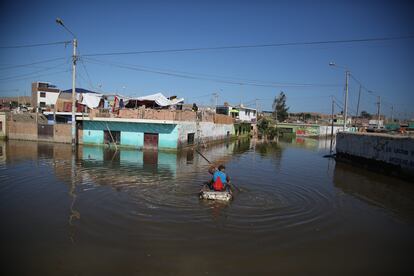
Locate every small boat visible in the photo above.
<box><xmin>199</xmin><ymin>184</ymin><xmax>233</xmax><ymax>201</ymax></box>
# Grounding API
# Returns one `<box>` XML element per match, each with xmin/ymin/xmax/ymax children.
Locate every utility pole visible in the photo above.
<box><xmin>56</xmin><ymin>18</ymin><xmax>77</xmax><ymax>147</ymax></box>
<box><xmin>343</xmin><ymin>70</ymin><xmax>349</xmax><ymax>131</ymax></box>
<box><xmin>329</xmin><ymin>62</ymin><xmax>350</xmax><ymax>131</ymax></box>
<box><xmin>377</xmin><ymin>96</ymin><xmax>381</xmax><ymax>129</ymax></box>
<box><xmin>390</xmin><ymin>105</ymin><xmax>394</xmax><ymax>122</ymax></box>
<box><xmin>330</xmin><ymin>97</ymin><xmax>335</xmax><ymax>155</ymax></box>
<box><xmin>71</xmin><ymin>38</ymin><xmax>77</xmax><ymax>146</ymax></box>
<box><xmin>356</xmin><ymin>85</ymin><xmax>361</xmax><ymax>118</ymax></box>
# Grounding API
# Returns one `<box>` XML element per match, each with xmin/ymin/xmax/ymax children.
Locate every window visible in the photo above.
<box><xmin>187</xmin><ymin>133</ymin><xmax>195</xmax><ymax>145</ymax></box>
<box><xmin>39</xmin><ymin>102</ymin><xmax>46</xmax><ymax>107</ymax></box>
<box><xmin>40</xmin><ymin>92</ymin><xmax>46</xmax><ymax>98</ymax></box>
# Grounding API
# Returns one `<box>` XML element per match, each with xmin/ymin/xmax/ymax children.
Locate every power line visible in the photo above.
<box><xmin>83</xmin><ymin>57</ymin><xmax>341</xmax><ymax>88</ymax></box>
<box><xmin>0</xmin><ymin>69</ymin><xmax>71</xmax><ymax>83</ymax></box>
<box><xmin>108</xmin><ymin>59</ymin><xmax>338</xmax><ymax>87</ymax></box>
<box><xmin>82</xmin><ymin>35</ymin><xmax>414</xmax><ymax>57</ymax></box>
<box><xmin>0</xmin><ymin>40</ymin><xmax>71</xmax><ymax>49</ymax></box>
<box><xmin>0</xmin><ymin>57</ymin><xmax>67</xmax><ymax>71</ymax></box>
<box><xmin>0</xmin><ymin>61</ymin><xmax>69</xmax><ymax>81</ymax></box>
<box><xmin>78</xmin><ymin>50</ymin><xmax>96</xmax><ymax>90</ymax></box>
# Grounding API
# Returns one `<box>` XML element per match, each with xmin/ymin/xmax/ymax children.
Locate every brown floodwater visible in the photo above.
<box><xmin>0</xmin><ymin>137</ymin><xmax>413</xmax><ymax>275</ymax></box>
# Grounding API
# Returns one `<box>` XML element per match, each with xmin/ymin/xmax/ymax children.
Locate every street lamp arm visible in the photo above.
<box><xmin>56</xmin><ymin>18</ymin><xmax>77</xmax><ymax>38</ymax></box>
<box><xmin>329</xmin><ymin>61</ymin><xmax>349</xmax><ymax>72</ymax></box>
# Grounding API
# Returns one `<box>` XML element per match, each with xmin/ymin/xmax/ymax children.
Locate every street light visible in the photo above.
<box><xmin>329</xmin><ymin>61</ymin><xmax>349</xmax><ymax>130</ymax></box>
<box><xmin>56</xmin><ymin>17</ymin><xmax>77</xmax><ymax>147</ymax></box>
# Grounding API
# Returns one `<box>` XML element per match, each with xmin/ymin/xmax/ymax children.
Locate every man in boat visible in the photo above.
<box><xmin>211</xmin><ymin>165</ymin><xmax>230</xmax><ymax>191</ymax></box>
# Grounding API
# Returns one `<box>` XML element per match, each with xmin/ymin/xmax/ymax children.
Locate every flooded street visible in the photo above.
<box><xmin>1</xmin><ymin>138</ymin><xmax>413</xmax><ymax>275</ymax></box>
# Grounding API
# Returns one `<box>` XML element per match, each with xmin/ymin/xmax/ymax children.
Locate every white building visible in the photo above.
<box><xmin>216</xmin><ymin>104</ymin><xmax>257</xmax><ymax>123</ymax></box>
<box><xmin>31</xmin><ymin>82</ymin><xmax>60</xmax><ymax>109</ymax></box>
<box><xmin>235</xmin><ymin>104</ymin><xmax>257</xmax><ymax>123</ymax></box>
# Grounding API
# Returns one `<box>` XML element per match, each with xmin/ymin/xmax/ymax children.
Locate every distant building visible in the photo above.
<box><xmin>368</xmin><ymin>119</ymin><xmax>384</xmax><ymax>129</ymax></box>
<box><xmin>235</xmin><ymin>104</ymin><xmax>257</xmax><ymax>123</ymax></box>
<box><xmin>31</xmin><ymin>82</ymin><xmax>60</xmax><ymax>109</ymax></box>
<box><xmin>216</xmin><ymin>104</ymin><xmax>257</xmax><ymax>123</ymax></box>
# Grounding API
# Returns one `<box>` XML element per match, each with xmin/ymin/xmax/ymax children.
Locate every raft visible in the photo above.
<box><xmin>199</xmin><ymin>184</ymin><xmax>233</xmax><ymax>201</ymax></box>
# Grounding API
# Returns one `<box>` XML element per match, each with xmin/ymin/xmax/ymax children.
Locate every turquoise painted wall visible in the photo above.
<box><xmin>121</xmin><ymin>132</ymin><xmax>143</xmax><ymax>147</ymax></box>
<box><xmin>83</xmin><ymin>129</ymin><xmax>104</xmax><ymax>144</ymax></box>
<box><xmin>82</xmin><ymin>121</ymin><xmax>178</xmax><ymax>149</ymax></box>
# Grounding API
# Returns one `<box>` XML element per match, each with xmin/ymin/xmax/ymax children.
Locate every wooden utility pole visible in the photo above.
<box><xmin>377</xmin><ymin>96</ymin><xmax>381</xmax><ymax>129</ymax></box>
<box><xmin>330</xmin><ymin>97</ymin><xmax>335</xmax><ymax>155</ymax></box>
<box><xmin>356</xmin><ymin>85</ymin><xmax>361</xmax><ymax>117</ymax></box>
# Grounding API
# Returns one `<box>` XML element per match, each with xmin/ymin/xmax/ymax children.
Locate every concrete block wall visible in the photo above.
<box><xmin>117</xmin><ymin>109</ymin><xmax>197</xmax><ymax>121</ymax></box>
<box><xmin>7</xmin><ymin>119</ymin><xmax>72</xmax><ymax>144</ymax></box>
<box><xmin>214</xmin><ymin>113</ymin><xmax>234</xmax><ymax>124</ymax></box>
<box><xmin>54</xmin><ymin>124</ymin><xmax>72</xmax><ymax>143</ymax></box>
<box><xmin>177</xmin><ymin>121</ymin><xmax>235</xmax><ymax>147</ymax></box>
<box><xmin>7</xmin><ymin>121</ymin><xmax>38</xmax><ymax>141</ymax></box>
<box><xmin>116</xmin><ymin>109</ymin><xmax>226</xmax><ymax>122</ymax></box>
<box><xmin>0</xmin><ymin>113</ymin><xmax>6</xmax><ymax>139</ymax></box>
<box><xmin>336</xmin><ymin>132</ymin><xmax>414</xmax><ymax>174</ymax></box>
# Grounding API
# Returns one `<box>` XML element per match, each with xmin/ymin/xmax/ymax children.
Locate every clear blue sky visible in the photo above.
<box><xmin>1</xmin><ymin>0</ymin><xmax>413</xmax><ymax>118</ymax></box>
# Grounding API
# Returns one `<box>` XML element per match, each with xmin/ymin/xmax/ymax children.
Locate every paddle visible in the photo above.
<box><xmin>195</xmin><ymin>149</ymin><xmax>241</xmax><ymax>192</ymax></box>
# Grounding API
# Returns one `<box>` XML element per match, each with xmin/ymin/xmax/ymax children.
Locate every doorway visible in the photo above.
<box><xmin>144</xmin><ymin>133</ymin><xmax>159</xmax><ymax>149</ymax></box>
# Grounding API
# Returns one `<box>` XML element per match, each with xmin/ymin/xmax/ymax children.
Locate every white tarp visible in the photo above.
<box><xmin>133</xmin><ymin>93</ymin><xmax>184</xmax><ymax>107</ymax></box>
<box><xmin>80</xmin><ymin>93</ymin><xmax>103</xmax><ymax>109</ymax></box>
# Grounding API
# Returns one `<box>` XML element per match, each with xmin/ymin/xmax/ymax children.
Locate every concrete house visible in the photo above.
<box><xmin>31</xmin><ymin>82</ymin><xmax>60</xmax><ymax>109</ymax></box>
<box><xmin>235</xmin><ymin>104</ymin><xmax>257</xmax><ymax>123</ymax></box>
<box><xmin>78</xmin><ymin>106</ymin><xmax>235</xmax><ymax>151</ymax></box>
<box><xmin>216</xmin><ymin>104</ymin><xmax>257</xmax><ymax>123</ymax></box>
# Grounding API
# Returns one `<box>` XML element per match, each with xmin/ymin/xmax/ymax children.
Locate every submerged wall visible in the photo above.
<box><xmin>336</xmin><ymin>132</ymin><xmax>414</xmax><ymax>179</ymax></box>
<box><xmin>0</xmin><ymin>112</ymin><xmax>6</xmax><ymax>139</ymax></box>
<box><xmin>82</xmin><ymin>120</ymin><xmax>179</xmax><ymax>149</ymax></box>
<box><xmin>7</xmin><ymin>118</ymin><xmax>72</xmax><ymax>144</ymax></box>
<box><xmin>177</xmin><ymin>122</ymin><xmax>235</xmax><ymax>147</ymax></box>
<box><xmin>276</xmin><ymin>123</ymin><xmax>356</xmax><ymax>137</ymax></box>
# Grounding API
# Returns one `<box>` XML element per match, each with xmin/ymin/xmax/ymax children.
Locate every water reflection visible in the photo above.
<box><xmin>278</xmin><ymin>136</ymin><xmax>332</xmax><ymax>151</ymax></box>
<box><xmin>1</xmin><ymin>138</ymin><xmax>414</xmax><ymax>275</ymax></box>
<box><xmin>334</xmin><ymin>162</ymin><xmax>414</xmax><ymax>221</ymax></box>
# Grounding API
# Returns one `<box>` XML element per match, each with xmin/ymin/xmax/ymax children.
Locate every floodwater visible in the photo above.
<box><xmin>1</xmin><ymin>137</ymin><xmax>413</xmax><ymax>275</ymax></box>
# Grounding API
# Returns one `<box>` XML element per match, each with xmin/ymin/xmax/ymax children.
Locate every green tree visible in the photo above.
<box><xmin>272</xmin><ymin>91</ymin><xmax>289</xmax><ymax>122</ymax></box>
<box><xmin>257</xmin><ymin>117</ymin><xmax>270</xmax><ymax>136</ymax></box>
<box><xmin>257</xmin><ymin>117</ymin><xmax>278</xmax><ymax>140</ymax></box>
<box><xmin>360</xmin><ymin>110</ymin><xmax>372</xmax><ymax>119</ymax></box>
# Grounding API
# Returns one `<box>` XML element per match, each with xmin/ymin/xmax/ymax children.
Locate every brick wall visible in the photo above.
<box><xmin>54</xmin><ymin>124</ymin><xmax>72</xmax><ymax>143</ymax></box>
<box><xmin>7</xmin><ymin>120</ymin><xmax>73</xmax><ymax>144</ymax></box>
<box><xmin>117</xmin><ymin>109</ymin><xmax>196</xmax><ymax>121</ymax></box>
<box><xmin>7</xmin><ymin>121</ymin><xmax>38</xmax><ymax>141</ymax></box>
<box><xmin>213</xmin><ymin>114</ymin><xmax>234</xmax><ymax>124</ymax></box>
